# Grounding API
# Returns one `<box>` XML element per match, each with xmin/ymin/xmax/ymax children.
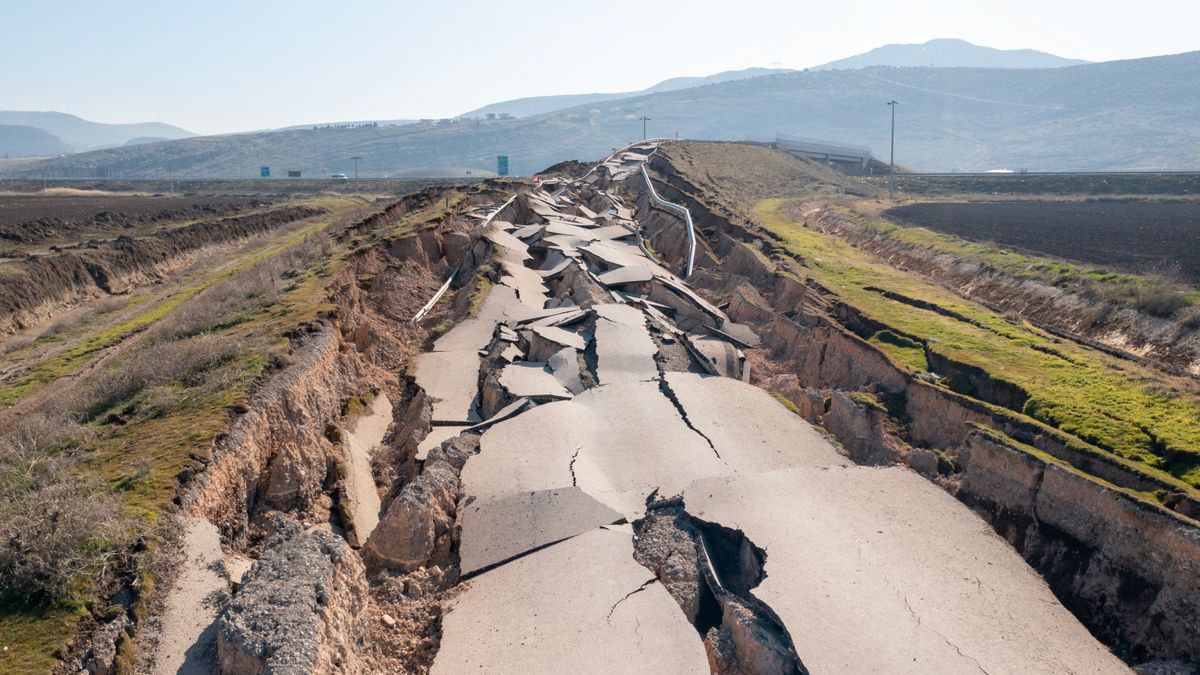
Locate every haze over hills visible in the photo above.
<box><xmin>5</xmin><ymin>49</ymin><xmax>1199</xmax><ymax>177</ymax></box>
<box><xmin>814</xmin><ymin>38</ymin><xmax>1088</xmax><ymax>70</ymax></box>
<box><xmin>0</xmin><ymin>125</ymin><xmax>74</xmax><ymax>157</ymax></box>
<box><xmin>457</xmin><ymin>67</ymin><xmax>791</xmax><ymax>119</ymax></box>
<box><xmin>0</xmin><ymin>111</ymin><xmax>194</xmax><ymax>153</ymax></box>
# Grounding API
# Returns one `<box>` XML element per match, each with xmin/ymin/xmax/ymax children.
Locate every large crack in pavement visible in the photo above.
<box><xmin>417</xmin><ymin>144</ymin><xmax>1130</xmax><ymax>675</ymax></box>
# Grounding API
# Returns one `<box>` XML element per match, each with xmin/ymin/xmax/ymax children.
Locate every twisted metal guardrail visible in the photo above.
<box><xmin>411</xmin><ymin>192</ymin><xmax>519</xmax><ymax>322</ymax></box>
<box><xmin>639</xmin><ymin>163</ymin><xmax>695</xmax><ymax>278</ymax></box>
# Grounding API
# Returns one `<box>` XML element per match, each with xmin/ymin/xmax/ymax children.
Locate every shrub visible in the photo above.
<box><xmin>1135</xmin><ymin>285</ymin><xmax>1191</xmax><ymax>318</ymax></box>
<box><xmin>0</xmin><ymin>417</ymin><xmax>130</xmax><ymax>604</ymax></box>
<box><xmin>72</xmin><ymin>333</ymin><xmax>243</xmax><ymax>420</ymax></box>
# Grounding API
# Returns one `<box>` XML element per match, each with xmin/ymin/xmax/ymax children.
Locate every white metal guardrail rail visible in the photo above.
<box><xmin>640</xmin><ymin>163</ymin><xmax>696</xmax><ymax>278</ymax></box>
<box><xmin>411</xmin><ymin>192</ymin><xmax>519</xmax><ymax>322</ymax></box>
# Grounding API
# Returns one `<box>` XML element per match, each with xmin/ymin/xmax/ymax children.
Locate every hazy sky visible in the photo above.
<box><xmin>2</xmin><ymin>0</ymin><xmax>1196</xmax><ymax>135</ymax></box>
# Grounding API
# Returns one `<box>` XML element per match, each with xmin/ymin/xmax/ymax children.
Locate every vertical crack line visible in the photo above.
<box><xmin>569</xmin><ymin>446</ymin><xmax>581</xmax><ymax>487</ymax></box>
<box><xmin>607</xmin><ymin>578</ymin><xmax>656</xmax><ymax>622</ymax></box>
<box><xmin>658</xmin><ymin>377</ymin><xmax>720</xmax><ymax>459</ymax></box>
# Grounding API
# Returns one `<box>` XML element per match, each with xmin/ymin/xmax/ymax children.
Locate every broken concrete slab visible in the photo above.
<box><xmin>593</xmin><ymin>304</ymin><xmax>659</xmax><ymax>386</ymax></box>
<box><xmin>662</xmin><ymin>372</ymin><xmax>848</xmax><ymax>472</ymax></box>
<box><xmin>464</xmin><ymin>397</ymin><xmax>530</xmax><ymax>433</ymax></box>
<box><xmin>512</xmin><ymin>224</ymin><xmax>544</xmax><ymax>240</ymax></box>
<box><xmin>498</xmin><ymin>361</ymin><xmax>573</xmax><ymax>400</ymax></box>
<box><xmin>459</xmin><ymin>487</ymin><xmax>623</xmax><ymax>576</ymax></box>
<box><xmin>544</xmin><ymin>222</ymin><xmax>597</xmax><ymax>239</ymax></box>
<box><xmin>589</xmin><ymin>224</ymin><xmax>636</xmax><ymax>240</ymax></box>
<box><xmin>537</xmin><ymin>257</ymin><xmax>573</xmax><ymax>279</ymax></box>
<box><xmin>598</xmin><ymin>265</ymin><xmax>654</xmax><ymax>287</ymax></box>
<box><xmin>466</xmin><ymin>381</ymin><xmax>726</xmax><ymax>517</ymax></box>
<box><xmin>683</xmin><ymin>466</ymin><xmax>1130</xmax><ymax>674</ymax></box>
<box><xmin>528</xmin><ymin>308</ymin><xmax>587</xmax><ymax>328</ymax></box>
<box><xmin>433</xmin><ymin>527</ymin><xmax>708</xmax><ymax>674</ymax></box>
<box><xmin>341</xmin><ymin>393</ymin><xmax>392</xmax><ymax>546</ymax></box>
<box><xmin>483</xmin><ymin>227</ymin><xmax>532</xmax><ymax>260</ymax></box>
<box><xmin>416</xmin><ymin>425</ymin><xmax>470</xmax><ymax>461</ymax></box>
<box><xmin>548</xmin><ymin>346</ymin><xmax>584</xmax><ymax>395</ymax></box>
<box><xmin>688</xmin><ymin>334</ymin><xmax>743</xmax><ymax>379</ymax></box>
<box><xmin>527</xmin><ymin>324</ymin><xmax>586</xmax><ymax>353</ymax></box>
<box><xmin>432</xmin><ymin>317</ymin><xmax>496</xmax><ymax>353</ymax></box>
<box><xmin>412</xmin><ymin>351</ymin><xmax>481</xmax><ymax>424</ymax></box>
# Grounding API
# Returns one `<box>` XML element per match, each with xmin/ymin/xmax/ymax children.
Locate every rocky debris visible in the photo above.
<box><xmin>361</xmin><ymin>460</ymin><xmax>459</xmax><ymax>575</ymax></box>
<box><xmin>366</xmin><ymin>566</ymin><xmax>451</xmax><ymax>673</ymax></box>
<box><xmin>81</xmin><ymin>611</ymin><xmax>132</xmax><ymax>675</ymax></box>
<box><xmin>217</xmin><ymin>514</ymin><xmax>368</xmax><ymax>674</ymax></box>
<box><xmin>632</xmin><ymin>504</ymin><xmax>704</xmax><ymax>623</ymax></box>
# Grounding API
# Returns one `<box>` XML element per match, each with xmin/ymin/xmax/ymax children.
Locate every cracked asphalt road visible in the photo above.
<box><xmin>420</xmin><ymin>146</ymin><xmax>1129</xmax><ymax>674</ymax></box>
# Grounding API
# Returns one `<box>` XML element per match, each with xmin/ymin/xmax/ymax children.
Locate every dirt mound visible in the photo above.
<box><xmin>0</xmin><ymin>204</ymin><xmax>324</xmax><ymax>336</ymax></box>
<box><xmin>0</xmin><ymin>195</ymin><xmax>265</xmax><ymax>245</ymax></box>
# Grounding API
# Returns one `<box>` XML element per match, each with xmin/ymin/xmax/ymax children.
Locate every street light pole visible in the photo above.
<box><xmin>351</xmin><ymin>156</ymin><xmax>362</xmax><ymax>194</ymax></box>
<box><xmin>639</xmin><ymin>116</ymin><xmax>651</xmax><ymax>141</ymax></box>
<box><xmin>886</xmin><ymin>100</ymin><xmax>898</xmax><ymax>198</ymax></box>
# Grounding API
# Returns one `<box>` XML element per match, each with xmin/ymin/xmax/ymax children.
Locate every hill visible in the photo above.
<box><xmin>457</xmin><ymin>67</ymin><xmax>790</xmax><ymax>118</ymax></box>
<box><xmin>814</xmin><ymin>38</ymin><xmax>1088</xmax><ymax>70</ymax></box>
<box><xmin>0</xmin><ymin>111</ymin><xmax>194</xmax><ymax>151</ymax></box>
<box><xmin>0</xmin><ymin>124</ymin><xmax>73</xmax><ymax>157</ymax></box>
<box><xmin>6</xmin><ymin>51</ymin><xmax>1200</xmax><ymax>176</ymax></box>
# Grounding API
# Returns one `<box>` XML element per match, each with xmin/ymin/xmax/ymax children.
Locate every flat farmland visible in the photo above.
<box><xmin>885</xmin><ymin>201</ymin><xmax>1200</xmax><ymax>282</ymax></box>
<box><xmin>0</xmin><ymin>194</ymin><xmax>265</xmax><ymax>247</ymax></box>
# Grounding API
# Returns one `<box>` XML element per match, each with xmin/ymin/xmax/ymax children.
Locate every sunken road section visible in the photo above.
<box><xmin>413</xmin><ymin>146</ymin><xmax>1125</xmax><ymax>673</ymax></box>
<box><xmin>141</xmin><ymin>144</ymin><xmax>1148</xmax><ymax>674</ymax></box>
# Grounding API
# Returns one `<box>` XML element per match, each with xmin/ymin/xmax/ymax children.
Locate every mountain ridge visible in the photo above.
<box><xmin>814</xmin><ymin>38</ymin><xmax>1088</xmax><ymax>70</ymax></box>
<box><xmin>0</xmin><ymin>111</ymin><xmax>194</xmax><ymax>151</ymax></box>
<box><xmin>5</xmin><ymin>50</ymin><xmax>1198</xmax><ymax>177</ymax></box>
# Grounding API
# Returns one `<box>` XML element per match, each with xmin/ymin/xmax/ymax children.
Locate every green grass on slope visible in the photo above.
<box><xmin>754</xmin><ymin>198</ymin><xmax>1200</xmax><ymax>489</ymax></box>
<box><xmin>0</xmin><ymin>199</ymin><xmax>360</xmax><ymax>674</ymax></box>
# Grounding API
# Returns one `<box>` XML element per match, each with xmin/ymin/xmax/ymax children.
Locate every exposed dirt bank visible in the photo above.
<box><xmin>0</xmin><ymin>204</ymin><xmax>325</xmax><ymax>337</ymax></box>
<box><xmin>634</xmin><ymin>147</ymin><xmax>1200</xmax><ymax>666</ymax></box>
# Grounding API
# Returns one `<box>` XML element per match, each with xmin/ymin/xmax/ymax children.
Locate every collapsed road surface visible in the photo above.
<box><xmin>409</xmin><ymin>146</ymin><xmax>1127</xmax><ymax>674</ymax></box>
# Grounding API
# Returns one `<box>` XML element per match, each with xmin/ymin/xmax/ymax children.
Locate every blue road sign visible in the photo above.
<box><xmin>261</xmin><ymin>166</ymin><xmax>270</xmax><ymax>177</ymax></box>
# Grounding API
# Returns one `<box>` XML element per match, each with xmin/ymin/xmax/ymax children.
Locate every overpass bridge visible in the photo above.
<box><xmin>746</xmin><ymin>134</ymin><xmax>876</xmax><ymax>174</ymax></box>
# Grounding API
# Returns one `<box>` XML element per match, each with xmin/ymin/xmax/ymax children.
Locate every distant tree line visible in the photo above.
<box><xmin>311</xmin><ymin>122</ymin><xmax>379</xmax><ymax>130</ymax></box>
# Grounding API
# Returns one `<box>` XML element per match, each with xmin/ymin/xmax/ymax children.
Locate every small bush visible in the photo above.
<box><xmin>0</xmin><ymin>417</ymin><xmax>130</xmax><ymax>604</ymax></box>
<box><xmin>72</xmin><ymin>333</ymin><xmax>243</xmax><ymax>420</ymax></box>
<box><xmin>1135</xmin><ymin>285</ymin><xmax>1191</xmax><ymax>318</ymax></box>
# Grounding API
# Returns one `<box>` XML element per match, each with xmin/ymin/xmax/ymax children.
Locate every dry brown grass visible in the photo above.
<box><xmin>0</xmin><ymin>416</ymin><xmax>131</xmax><ymax>603</ymax></box>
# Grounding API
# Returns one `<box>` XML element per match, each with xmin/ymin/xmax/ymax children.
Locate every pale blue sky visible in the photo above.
<box><xmin>2</xmin><ymin>0</ymin><xmax>1196</xmax><ymax>135</ymax></box>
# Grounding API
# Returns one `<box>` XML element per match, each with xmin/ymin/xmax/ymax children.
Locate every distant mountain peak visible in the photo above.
<box><xmin>813</xmin><ymin>38</ymin><xmax>1088</xmax><ymax>70</ymax></box>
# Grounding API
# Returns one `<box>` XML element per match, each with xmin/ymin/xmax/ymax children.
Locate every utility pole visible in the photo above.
<box><xmin>639</xmin><ymin>116</ymin><xmax>651</xmax><ymax>141</ymax></box>
<box><xmin>887</xmin><ymin>100</ymin><xmax>898</xmax><ymax>198</ymax></box>
<box><xmin>351</xmin><ymin>156</ymin><xmax>362</xmax><ymax>194</ymax></box>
